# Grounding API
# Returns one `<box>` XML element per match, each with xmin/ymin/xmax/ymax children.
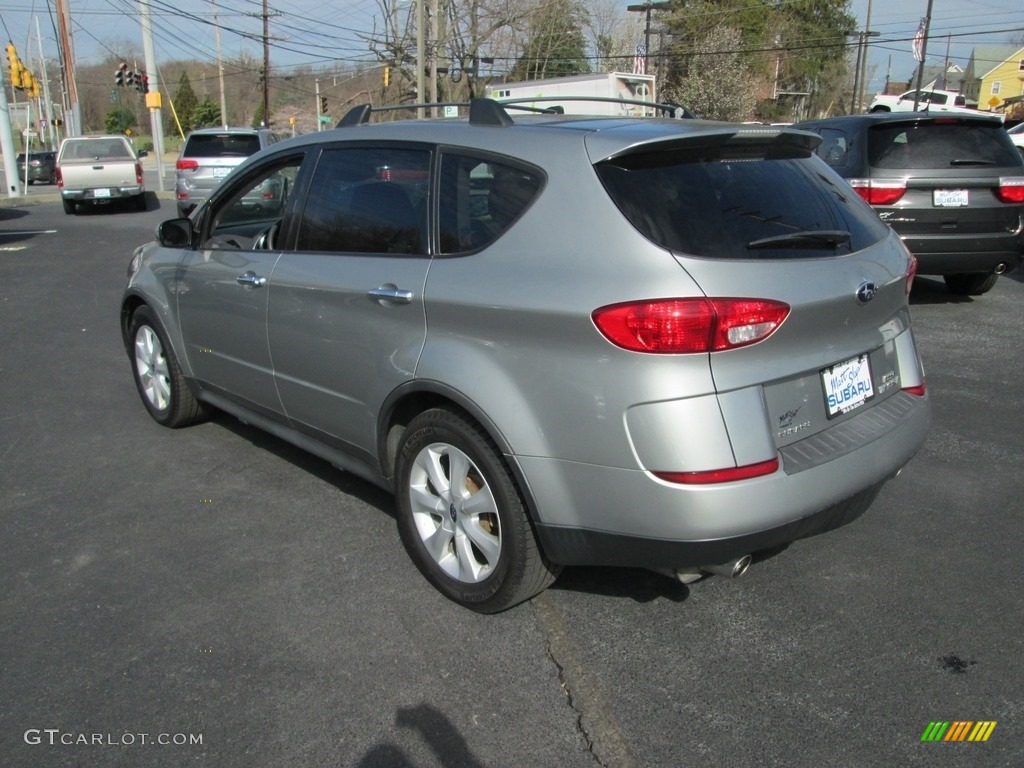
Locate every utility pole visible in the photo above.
<box><xmin>429</xmin><ymin>0</ymin><xmax>438</xmax><ymax>117</ymax></box>
<box><xmin>911</xmin><ymin>0</ymin><xmax>934</xmax><ymax>111</ymax></box>
<box><xmin>212</xmin><ymin>0</ymin><xmax>228</xmax><ymax>127</ymax></box>
<box><xmin>857</xmin><ymin>0</ymin><xmax>874</xmax><ymax>112</ymax></box>
<box><xmin>140</xmin><ymin>0</ymin><xmax>166</xmax><ymax>191</ymax></box>
<box><xmin>35</xmin><ymin>16</ymin><xmax>57</xmax><ymax>148</ymax></box>
<box><xmin>262</xmin><ymin>0</ymin><xmax>270</xmax><ymax>124</ymax></box>
<box><xmin>55</xmin><ymin>0</ymin><xmax>80</xmax><ymax>136</ymax></box>
<box><xmin>416</xmin><ymin>0</ymin><xmax>425</xmax><ymax>118</ymax></box>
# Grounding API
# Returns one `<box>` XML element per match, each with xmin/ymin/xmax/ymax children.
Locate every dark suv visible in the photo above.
<box><xmin>16</xmin><ymin>150</ymin><xmax>57</xmax><ymax>185</ymax></box>
<box><xmin>797</xmin><ymin>112</ymin><xmax>1024</xmax><ymax>295</ymax></box>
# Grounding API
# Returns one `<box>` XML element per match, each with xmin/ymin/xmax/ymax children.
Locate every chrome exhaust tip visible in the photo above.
<box><xmin>701</xmin><ymin>554</ymin><xmax>753</xmax><ymax>579</ymax></box>
<box><xmin>994</xmin><ymin>263</ymin><xmax>1007</xmax><ymax>275</ymax></box>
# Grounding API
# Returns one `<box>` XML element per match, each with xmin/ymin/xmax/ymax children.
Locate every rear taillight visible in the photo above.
<box><xmin>654</xmin><ymin>458</ymin><xmax>780</xmax><ymax>485</ymax></box>
<box><xmin>995</xmin><ymin>177</ymin><xmax>1024</xmax><ymax>204</ymax></box>
<box><xmin>135</xmin><ymin>163</ymin><xmax>143</xmax><ymax>185</ymax></box>
<box><xmin>903</xmin><ymin>382</ymin><xmax>927</xmax><ymax>396</ymax></box>
<box><xmin>592</xmin><ymin>298</ymin><xmax>790</xmax><ymax>354</ymax></box>
<box><xmin>849</xmin><ymin>179</ymin><xmax>907</xmax><ymax>205</ymax></box>
<box><xmin>905</xmin><ymin>253</ymin><xmax>918</xmax><ymax>295</ymax></box>
<box><xmin>176</xmin><ymin>159</ymin><xmax>199</xmax><ymax>171</ymax></box>
<box><xmin>55</xmin><ymin>167</ymin><xmax>63</xmax><ymax>188</ymax></box>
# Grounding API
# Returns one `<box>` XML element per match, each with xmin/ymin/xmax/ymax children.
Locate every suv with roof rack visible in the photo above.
<box><xmin>174</xmin><ymin>127</ymin><xmax>280</xmax><ymax>217</ymax></box>
<box><xmin>122</xmin><ymin>97</ymin><xmax>930</xmax><ymax>612</ymax></box>
<box><xmin>798</xmin><ymin>111</ymin><xmax>1024</xmax><ymax>295</ymax></box>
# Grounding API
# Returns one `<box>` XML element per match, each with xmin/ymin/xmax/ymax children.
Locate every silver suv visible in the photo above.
<box><xmin>174</xmin><ymin>127</ymin><xmax>279</xmax><ymax>217</ymax></box>
<box><xmin>123</xmin><ymin>99</ymin><xmax>930</xmax><ymax>612</ymax></box>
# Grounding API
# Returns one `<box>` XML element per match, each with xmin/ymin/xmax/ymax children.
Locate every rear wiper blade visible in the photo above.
<box><xmin>949</xmin><ymin>159</ymin><xmax>996</xmax><ymax>166</ymax></box>
<box><xmin>747</xmin><ymin>230</ymin><xmax>851</xmax><ymax>250</ymax></box>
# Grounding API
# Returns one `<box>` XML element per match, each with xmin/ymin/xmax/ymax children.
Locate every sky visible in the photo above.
<box><xmin>2</xmin><ymin>0</ymin><xmax>1022</xmax><ymax>95</ymax></box>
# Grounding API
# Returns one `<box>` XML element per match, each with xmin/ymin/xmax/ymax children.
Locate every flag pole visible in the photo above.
<box><xmin>911</xmin><ymin>0</ymin><xmax>934</xmax><ymax>111</ymax></box>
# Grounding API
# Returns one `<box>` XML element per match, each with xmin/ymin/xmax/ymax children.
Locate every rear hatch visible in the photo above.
<box><xmin>863</xmin><ymin>117</ymin><xmax>1024</xmax><ymax>237</ymax></box>
<box><xmin>178</xmin><ymin>132</ymin><xmax>263</xmax><ymax>192</ymax></box>
<box><xmin>591</xmin><ymin>126</ymin><xmax>920</xmax><ymax>456</ymax></box>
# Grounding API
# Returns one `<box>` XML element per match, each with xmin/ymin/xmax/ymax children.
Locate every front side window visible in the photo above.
<box><xmin>201</xmin><ymin>155</ymin><xmax>303</xmax><ymax>249</ymax></box>
<box><xmin>294</xmin><ymin>147</ymin><xmax>429</xmax><ymax>255</ymax></box>
<box><xmin>437</xmin><ymin>153</ymin><xmax>543</xmax><ymax>254</ymax></box>
<box><xmin>596</xmin><ymin>141</ymin><xmax>888</xmax><ymax>259</ymax></box>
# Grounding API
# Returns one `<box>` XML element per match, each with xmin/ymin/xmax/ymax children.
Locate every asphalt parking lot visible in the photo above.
<box><xmin>1</xmin><ymin>198</ymin><xmax>1022</xmax><ymax>767</ymax></box>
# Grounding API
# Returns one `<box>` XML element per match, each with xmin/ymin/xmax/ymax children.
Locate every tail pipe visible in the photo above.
<box><xmin>994</xmin><ymin>263</ymin><xmax>1007</xmax><ymax>275</ymax></box>
<box><xmin>654</xmin><ymin>554</ymin><xmax>753</xmax><ymax>584</ymax></box>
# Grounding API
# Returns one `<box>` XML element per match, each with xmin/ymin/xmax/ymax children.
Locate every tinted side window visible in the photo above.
<box><xmin>201</xmin><ymin>156</ymin><xmax>303</xmax><ymax>247</ymax></box>
<box><xmin>438</xmin><ymin>154</ymin><xmax>543</xmax><ymax>253</ymax></box>
<box><xmin>295</xmin><ymin>147</ymin><xmax>429</xmax><ymax>255</ymax></box>
<box><xmin>596</xmin><ymin>144</ymin><xmax>889</xmax><ymax>258</ymax></box>
<box><xmin>868</xmin><ymin>122</ymin><xmax>1021</xmax><ymax>169</ymax></box>
<box><xmin>812</xmin><ymin>128</ymin><xmax>850</xmax><ymax>167</ymax></box>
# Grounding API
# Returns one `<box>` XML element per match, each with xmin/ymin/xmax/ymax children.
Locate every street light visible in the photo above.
<box><xmin>626</xmin><ymin>1</ymin><xmax>670</xmax><ymax>74</ymax></box>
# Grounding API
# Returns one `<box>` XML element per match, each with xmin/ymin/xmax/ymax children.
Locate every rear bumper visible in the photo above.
<box><xmin>898</xmin><ymin>232</ymin><xmax>1023</xmax><ymax>275</ymax></box>
<box><xmin>62</xmin><ymin>186</ymin><xmax>144</xmax><ymax>202</ymax></box>
<box><xmin>520</xmin><ymin>391</ymin><xmax>930</xmax><ymax>569</ymax></box>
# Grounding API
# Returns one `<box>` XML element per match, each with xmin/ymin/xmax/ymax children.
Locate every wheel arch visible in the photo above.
<box><xmin>378</xmin><ymin>381</ymin><xmax>544</xmax><ymax>526</ymax></box>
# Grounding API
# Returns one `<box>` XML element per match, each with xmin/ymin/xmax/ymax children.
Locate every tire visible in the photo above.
<box><xmin>135</xmin><ymin>194</ymin><xmax>147</xmax><ymax>212</ymax></box>
<box><xmin>62</xmin><ymin>198</ymin><xmax>76</xmax><ymax>215</ymax></box>
<box><xmin>944</xmin><ymin>272</ymin><xmax>998</xmax><ymax>296</ymax></box>
<box><xmin>395</xmin><ymin>407</ymin><xmax>560</xmax><ymax>613</ymax></box>
<box><xmin>128</xmin><ymin>306</ymin><xmax>206</xmax><ymax>428</ymax></box>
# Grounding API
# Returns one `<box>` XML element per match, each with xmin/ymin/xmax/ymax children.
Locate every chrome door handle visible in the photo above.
<box><xmin>236</xmin><ymin>271</ymin><xmax>267</xmax><ymax>288</ymax></box>
<box><xmin>368</xmin><ymin>286</ymin><xmax>413</xmax><ymax>304</ymax></box>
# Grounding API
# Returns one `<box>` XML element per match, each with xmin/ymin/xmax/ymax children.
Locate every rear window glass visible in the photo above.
<box><xmin>596</xmin><ymin>143</ymin><xmax>888</xmax><ymax>259</ymax></box>
<box><xmin>185</xmin><ymin>134</ymin><xmax>262</xmax><ymax>157</ymax></box>
<box><xmin>868</xmin><ymin>122</ymin><xmax>1020</xmax><ymax>169</ymax></box>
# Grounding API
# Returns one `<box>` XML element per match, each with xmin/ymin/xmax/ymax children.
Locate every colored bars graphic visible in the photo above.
<box><xmin>921</xmin><ymin>721</ymin><xmax>997</xmax><ymax>742</ymax></box>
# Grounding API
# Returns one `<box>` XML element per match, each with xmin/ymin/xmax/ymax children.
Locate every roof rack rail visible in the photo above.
<box><xmin>494</xmin><ymin>95</ymin><xmax>696</xmax><ymax>119</ymax></box>
<box><xmin>336</xmin><ymin>98</ymin><xmax>516</xmax><ymax>128</ymax></box>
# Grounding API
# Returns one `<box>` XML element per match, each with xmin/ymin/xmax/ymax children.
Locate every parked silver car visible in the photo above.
<box><xmin>174</xmin><ymin>127</ymin><xmax>279</xmax><ymax>217</ymax></box>
<box><xmin>123</xmin><ymin>99</ymin><xmax>930</xmax><ymax>612</ymax></box>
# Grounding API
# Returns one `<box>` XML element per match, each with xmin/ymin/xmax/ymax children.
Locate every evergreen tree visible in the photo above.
<box><xmin>191</xmin><ymin>98</ymin><xmax>222</xmax><ymax>129</ymax></box>
<box><xmin>173</xmin><ymin>72</ymin><xmax>199</xmax><ymax>134</ymax></box>
<box><xmin>509</xmin><ymin>0</ymin><xmax>591</xmax><ymax>81</ymax></box>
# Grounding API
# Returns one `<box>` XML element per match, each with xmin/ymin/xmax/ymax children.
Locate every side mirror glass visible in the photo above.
<box><xmin>157</xmin><ymin>218</ymin><xmax>194</xmax><ymax>248</ymax></box>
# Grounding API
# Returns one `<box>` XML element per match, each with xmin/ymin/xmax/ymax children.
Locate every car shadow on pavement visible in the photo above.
<box><xmin>210</xmin><ymin>410</ymin><xmax>397</xmax><ymax>519</ymax></box>
<box><xmin>908</xmin><ymin>276</ymin><xmax>976</xmax><ymax>305</ymax></box>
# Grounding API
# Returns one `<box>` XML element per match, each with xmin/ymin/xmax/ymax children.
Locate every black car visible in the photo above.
<box><xmin>15</xmin><ymin>150</ymin><xmax>57</xmax><ymax>185</ymax></box>
<box><xmin>797</xmin><ymin>112</ymin><xmax>1024</xmax><ymax>295</ymax></box>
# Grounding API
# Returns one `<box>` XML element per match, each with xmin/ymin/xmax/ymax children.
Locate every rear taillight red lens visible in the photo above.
<box><xmin>903</xmin><ymin>382</ymin><xmax>927</xmax><ymax>396</ymax></box>
<box><xmin>849</xmin><ymin>179</ymin><xmax>907</xmax><ymax>205</ymax></box>
<box><xmin>905</xmin><ymin>253</ymin><xmax>918</xmax><ymax>295</ymax></box>
<box><xmin>55</xmin><ymin>167</ymin><xmax>63</xmax><ymax>188</ymax></box>
<box><xmin>135</xmin><ymin>162</ymin><xmax>143</xmax><ymax>185</ymax></box>
<box><xmin>593</xmin><ymin>298</ymin><xmax>790</xmax><ymax>354</ymax></box>
<box><xmin>654</xmin><ymin>457</ymin><xmax>780</xmax><ymax>485</ymax></box>
<box><xmin>176</xmin><ymin>159</ymin><xmax>199</xmax><ymax>171</ymax></box>
<box><xmin>995</xmin><ymin>177</ymin><xmax>1024</xmax><ymax>204</ymax></box>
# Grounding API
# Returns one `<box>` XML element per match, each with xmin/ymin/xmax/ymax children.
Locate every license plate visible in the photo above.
<box><xmin>213</xmin><ymin>167</ymin><xmax>230</xmax><ymax>178</ymax></box>
<box><xmin>934</xmin><ymin>189</ymin><xmax>968</xmax><ymax>207</ymax></box>
<box><xmin>822</xmin><ymin>355</ymin><xmax>874</xmax><ymax>417</ymax></box>
<box><xmin>92</xmin><ymin>188</ymin><xmax>111</xmax><ymax>198</ymax></box>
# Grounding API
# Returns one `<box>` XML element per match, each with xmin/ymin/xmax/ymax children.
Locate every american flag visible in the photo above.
<box><xmin>633</xmin><ymin>43</ymin><xmax>647</xmax><ymax>75</ymax></box>
<box><xmin>912</xmin><ymin>19</ymin><xmax>925</xmax><ymax>62</ymax></box>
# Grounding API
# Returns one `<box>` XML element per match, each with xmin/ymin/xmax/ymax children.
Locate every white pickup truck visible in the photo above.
<box><xmin>56</xmin><ymin>135</ymin><xmax>148</xmax><ymax>215</ymax></box>
<box><xmin>867</xmin><ymin>88</ymin><xmax>989</xmax><ymax>117</ymax></box>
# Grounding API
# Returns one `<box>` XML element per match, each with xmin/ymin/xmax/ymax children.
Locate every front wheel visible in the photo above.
<box><xmin>395</xmin><ymin>408</ymin><xmax>560</xmax><ymax>613</ymax></box>
<box><xmin>128</xmin><ymin>306</ymin><xmax>206</xmax><ymax>427</ymax></box>
<box><xmin>944</xmin><ymin>272</ymin><xmax>998</xmax><ymax>296</ymax></box>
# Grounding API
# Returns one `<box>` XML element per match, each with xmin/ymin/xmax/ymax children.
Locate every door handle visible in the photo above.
<box><xmin>236</xmin><ymin>271</ymin><xmax>267</xmax><ymax>288</ymax></box>
<box><xmin>368</xmin><ymin>286</ymin><xmax>413</xmax><ymax>304</ymax></box>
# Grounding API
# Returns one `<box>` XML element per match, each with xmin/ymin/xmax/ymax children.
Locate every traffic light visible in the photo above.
<box><xmin>139</xmin><ymin>73</ymin><xmax>149</xmax><ymax>93</ymax></box>
<box><xmin>383</xmin><ymin>65</ymin><xmax>390</xmax><ymax>88</ymax></box>
<box><xmin>115</xmin><ymin>62</ymin><xmax>127</xmax><ymax>86</ymax></box>
<box><xmin>7</xmin><ymin>42</ymin><xmax>25</xmax><ymax>89</ymax></box>
<box><xmin>320</xmin><ymin>96</ymin><xmax>328</xmax><ymax>115</ymax></box>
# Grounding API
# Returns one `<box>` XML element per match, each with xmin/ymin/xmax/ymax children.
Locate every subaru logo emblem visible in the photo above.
<box><xmin>856</xmin><ymin>281</ymin><xmax>877</xmax><ymax>304</ymax></box>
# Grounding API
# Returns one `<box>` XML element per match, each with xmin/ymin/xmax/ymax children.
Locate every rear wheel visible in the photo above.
<box><xmin>944</xmin><ymin>272</ymin><xmax>998</xmax><ymax>296</ymax></box>
<box><xmin>62</xmin><ymin>198</ymin><xmax>76</xmax><ymax>215</ymax></box>
<box><xmin>395</xmin><ymin>407</ymin><xmax>560</xmax><ymax>613</ymax></box>
<box><xmin>128</xmin><ymin>306</ymin><xmax>206</xmax><ymax>427</ymax></box>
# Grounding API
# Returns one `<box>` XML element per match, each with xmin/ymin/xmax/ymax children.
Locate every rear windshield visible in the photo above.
<box><xmin>185</xmin><ymin>133</ymin><xmax>262</xmax><ymax>157</ymax></box>
<box><xmin>868</xmin><ymin>121</ymin><xmax>1020</xmax><ymax>169</ymax></box>
<box><xmin>596</xmin><ymin>142</ymin><xmax>888</xmax><ymax>259</ymax></box>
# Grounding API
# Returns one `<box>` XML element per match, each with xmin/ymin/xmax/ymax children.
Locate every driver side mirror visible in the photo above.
<box><xmin>157</xmin><ymin>218</ymin><xmax>194</xmax><ymax>248</ymax></box>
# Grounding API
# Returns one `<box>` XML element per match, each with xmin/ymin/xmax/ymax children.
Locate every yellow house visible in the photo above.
<box><xmin>961</xmin><ymin>45</ymin><xmax>1024</xmax><ymax>112</ymax></box>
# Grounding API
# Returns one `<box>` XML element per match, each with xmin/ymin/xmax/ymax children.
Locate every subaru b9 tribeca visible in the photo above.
<box><xmin>122</xmin><ymin>100</ymin><xmax>930</xmax><ymax>612</ymax></box>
